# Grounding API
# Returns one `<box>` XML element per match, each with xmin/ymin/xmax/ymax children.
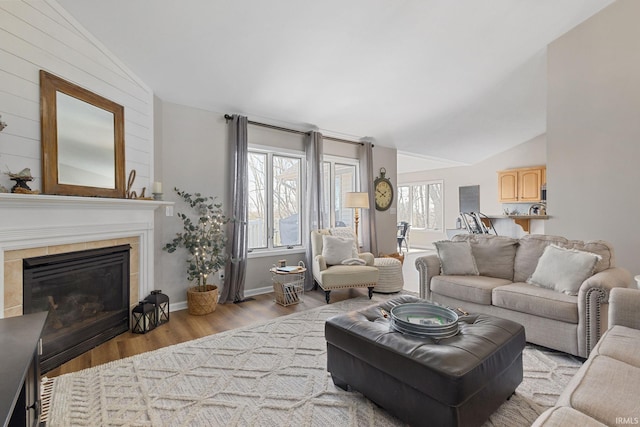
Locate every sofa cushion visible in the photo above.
<box><xmin>434</xmin><ymin>240</ymin><xmax>479</xmax><ymax>275</ymax></box>
<box><xmin>431</xmin><ymin>275</ymin><xmax>511</xmax><ymax>305</ymax></box>
<box><xmin>492</xmin><ymin>283</ymin><xmax>578</xmax><ymax>323</ymax></box>
<box><xmin>556</xmin><ymin>355</ymin><xmax>640</xmax><ymax>426</ymax></box>
<box><xmin>514</xmin><ymin>235</ymin><xmax>615</xmax><ymax>283</ymax></box>
<box><xmin>527</xmin><ymin>245</ymin><xmax>601</xmax><ymax>296</ymax></box>
<box><xmin>452</xmin><ymin>234</ymin><xmax>518</xmax><ymax>280</ymax></box>
<box><xmin>532</xmin><ymin>407</ymin><xmax>607</xmax><ymax>427</ymax></box>
<box><xmin>322</xmin><ymin>234</ymin><xmax>358</xmax><ymax>265</ymax></box>
<box><xmin>591</xmin><ymin>325</ymin><xmax>640</xmax><ymax>368</ymax></box>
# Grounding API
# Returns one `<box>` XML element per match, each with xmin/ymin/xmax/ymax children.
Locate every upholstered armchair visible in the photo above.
<box><xmin>310</xmin><ymin>229</ymin><xmax>378</xmax><ymax>303</ymax></box>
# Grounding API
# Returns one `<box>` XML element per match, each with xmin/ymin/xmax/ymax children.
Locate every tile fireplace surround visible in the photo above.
<box><xmin>0</xmin><ymin>193</ymin><xmax>169</xmax><ymax>318</ymax></box>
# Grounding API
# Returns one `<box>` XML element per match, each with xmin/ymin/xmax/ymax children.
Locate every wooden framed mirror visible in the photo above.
<box><xmin>40</xmin><ymin>70</ymin><xmax>125</xmax><ymax>198</ymax></box>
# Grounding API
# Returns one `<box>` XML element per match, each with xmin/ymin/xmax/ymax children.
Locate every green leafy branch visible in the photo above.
<box><xmin>164</xmin><ymin>188</ymin><xmax>230</xmax><ymax>291</ymax></box>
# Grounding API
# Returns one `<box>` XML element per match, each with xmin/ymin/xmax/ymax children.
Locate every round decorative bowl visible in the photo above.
<box><xmin>390</xmin><ymin>302</ymin><xmax>459</xmax><ymax>338</ymax></box>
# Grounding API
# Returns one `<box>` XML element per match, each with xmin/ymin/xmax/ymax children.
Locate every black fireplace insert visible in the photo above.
<box><xmin>23</xmin><ymin>245</ymin><xmax>130</xmax><ymax>372</ymax></box>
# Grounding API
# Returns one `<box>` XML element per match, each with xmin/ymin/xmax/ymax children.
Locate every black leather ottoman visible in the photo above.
<box><xmin>325</xmin><ymin>295</ymin><xmax>525</xmax><ymax>427</ymax></box>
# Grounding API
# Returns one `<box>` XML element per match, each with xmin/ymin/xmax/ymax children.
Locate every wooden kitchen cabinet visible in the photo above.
<box><xmin>498</xmin><ymin>166</ymin><xmax>546</xmax><ymax>203</ymax></box>
<box><xmin>498</xmin><ymin>170</ymin><xmax>518</xmax><ymax>202</ymax></box>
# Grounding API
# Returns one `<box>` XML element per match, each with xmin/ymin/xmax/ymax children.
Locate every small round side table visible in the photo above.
<box><xmin>270</xmin><ymin>262</ymin><xmax>306</xmax><ymax>306</ymax></box>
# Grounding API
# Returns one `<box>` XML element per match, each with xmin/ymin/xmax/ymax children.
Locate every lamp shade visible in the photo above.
<box><xmin>344</xmin><ymin>192</ymin><xmax>369</xmax><ymax>209</ymax></box>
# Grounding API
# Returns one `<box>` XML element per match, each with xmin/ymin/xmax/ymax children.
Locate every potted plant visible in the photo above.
<box><xmin>164</xmin><ymin>188</ymin><xmax>229</xmax><ymax>315</ymax></box>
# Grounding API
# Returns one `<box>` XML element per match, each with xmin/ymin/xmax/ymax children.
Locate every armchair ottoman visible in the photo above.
<box><xmin>373</xmin><ymin>257</ymin><xmax>404</xmax><ymax>293</ymax></box>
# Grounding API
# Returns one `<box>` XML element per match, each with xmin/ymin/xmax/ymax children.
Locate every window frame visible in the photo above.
<box><xmin>397</xmin><ymin>180</ymin><xmax>444</xmax><ymax>231</ymax></box>
<box><xmin>322</xmin><ymin>155</ymin><xmax>361</xmax><ymax>229</ymax></box>
<box><xmin>247</xmin><ymin>145</ymin><xmax>306</xmax><ymax>257</ymax></box>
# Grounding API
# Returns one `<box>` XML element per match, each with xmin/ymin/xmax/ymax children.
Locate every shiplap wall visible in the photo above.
<box><xmin>0</xmin><ymin>0</ymin><xmax>153</xmax><ymax>192</ymax></box>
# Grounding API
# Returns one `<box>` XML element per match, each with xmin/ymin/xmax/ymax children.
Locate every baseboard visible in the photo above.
<box><xmin>169</xmin><ymin>285</ymin><xmax>274</xmax><ymax>312</ymax></box>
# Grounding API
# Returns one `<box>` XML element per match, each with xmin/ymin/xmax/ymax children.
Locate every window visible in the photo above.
<box><xmin>321</xmin><ymin>156</ymin><xmax>360</xmax><ymax>229</ymax></box>
<box><xmin>248</xmin><ymin>148</ymin><xmax>304</xmax><ymax>251</ymax></box>
<box><xmin>397</xmin><ymin>181</ymin><xmax>443</xmax><ymax>230</ymax></box>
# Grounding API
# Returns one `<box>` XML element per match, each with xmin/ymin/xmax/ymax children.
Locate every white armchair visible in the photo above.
<box><xmin>310</xmin><ymin>229</ymin><xmax>378</xmax><ymax>303</ymax></box>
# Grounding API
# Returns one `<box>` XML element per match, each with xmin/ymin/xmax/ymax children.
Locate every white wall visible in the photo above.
<box><xmin>547</xmin><ymin>0</ymin><xmax>640</xmax><ymax>277</ymax></box>
<box><xmin>398</xmin><ymin>134</ymin><xmax>546</xmax><ymax>248</ymax></box>
<box><xmin>0</xmin><ymin>1</ymin><xmax>154</xmax><ymax>192</ymax></box>
<box><xmin>154</xmin><ymin>102</ymin><xmax>229</xmax><ymax>305</ymax></box>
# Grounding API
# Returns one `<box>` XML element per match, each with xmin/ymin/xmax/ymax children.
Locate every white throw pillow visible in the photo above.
<box><xmin>527</xmin><ymin>244</ymin><xmax>601</xmax><ymax>296</ymax></box>
<box><xmin>434</xmin><ymin>240</ymin><xmax>479</xmax><ymax>276</ymax></box>
<box><xmin>329</xmin><ymin>227</ymin><xmax>359</xmax><ymax>257</ymax></box>
<box><xmin>322</xmin><ymin>235</ymin><xmax>357</xmax><ymax>265</ymax></box>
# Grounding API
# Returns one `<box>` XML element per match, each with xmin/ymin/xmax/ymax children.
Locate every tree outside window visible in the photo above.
<box><xmin>247</xmin><ymin>150</ymin><xmax>303</xmax><ymax>251</ymax></box>
<box><xmin>248</xmin><ymin>152</ymin><xmax>267</xmax><ymax>249</ymax></box>
<box><xmin>322</xmin><ymin>157</ymin><xmax>359</xmax><ymax>229</ymax></box>
<box><xmin>398</xmin><ymin>181</ymin><xmax>443</xmax><ymax>230</ymax></box>
<box><xmin>272</xmin><ymin>155</ymin><xmax>301</xmax><ymax>247</ymax></box>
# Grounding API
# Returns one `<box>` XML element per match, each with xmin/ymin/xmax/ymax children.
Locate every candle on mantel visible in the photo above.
<box><xmin>152</xmin><ymin>182</ymin><xmax>162</xmax><ymax>194</ymax></box>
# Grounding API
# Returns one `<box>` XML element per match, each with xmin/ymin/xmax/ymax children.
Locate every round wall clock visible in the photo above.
<box><xmin>374</xmin><ymin>167</ymin><xmax>394</xmax><ymax>211</ymax></box>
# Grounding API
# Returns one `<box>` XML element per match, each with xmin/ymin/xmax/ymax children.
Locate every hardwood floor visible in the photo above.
<box><xmin>46</xmin><ymin>287</ymin><xmax>370</xmax><ymax>377</ymax></box>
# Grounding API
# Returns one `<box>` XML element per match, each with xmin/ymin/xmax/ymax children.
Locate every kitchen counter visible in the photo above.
<box><xmin>484</xmin><ymin>215</ymin><xmax>549</xmax><ymax>233</ymax></box>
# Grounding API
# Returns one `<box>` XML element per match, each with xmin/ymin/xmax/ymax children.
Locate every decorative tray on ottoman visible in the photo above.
<box><xmin>390</xmin><ymin>302</ymin><xmax>459</xmax><ymax>338</ymax></box>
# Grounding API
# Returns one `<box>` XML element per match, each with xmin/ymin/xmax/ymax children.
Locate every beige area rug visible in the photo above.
<box><xmin>47</xmin><ymin>294</ymin><xmax>582</xmax><ymax>426</ymax></box>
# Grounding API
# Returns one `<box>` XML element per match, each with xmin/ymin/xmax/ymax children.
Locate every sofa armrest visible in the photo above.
<box><xmin>358</xmin><ymin>252</ymin><xmax>375</xmax><ymax>266</ymax></box>
<box><xmin>609</xmin><ymin>287</ymin><xmax>640</xmax><ymax>330</ymax></box>
<box><xmin>578</xmin><ymin>266</ymin><xmax>633</xmax><ymax>356</ymax></box>
<box><xmin>415</xmin><ymin>254</ymin><xmax>441</xmax><ymax>299</ymax></box>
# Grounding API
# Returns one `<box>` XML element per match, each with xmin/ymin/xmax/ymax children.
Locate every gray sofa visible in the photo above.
<box><xmin>532</xmin><ymin>287</ymin><xmax>640</xmax><ymax>426</ymax></box>
<box><xmin>416</xmin><ymin>234</ymin><xmax>632</xmax><ymax>358</ymax></box>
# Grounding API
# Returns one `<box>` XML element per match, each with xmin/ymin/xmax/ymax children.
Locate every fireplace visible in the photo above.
<box><xmin>23</xmin><ymin>245</ymin><xmax>131</xmax><ymax>372</ymax></box>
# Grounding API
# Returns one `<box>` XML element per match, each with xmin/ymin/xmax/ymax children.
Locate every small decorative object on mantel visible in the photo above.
<box><xmin>145</xmin><ymin>290</ymin><xmax>169</xmax><ymax>326</ymax></box>
<box><xmin>4</xmin><ymin>167</ymin><xmax>39</xmax><ymax>194</ymax></box>
<box><xmin>125</xmin><ymin>169</ymin><xmax>153</xmax><ymax>200</ymax></box>
<box><xmin>131</xmin><ymin>300</ymin><xmax>156</xmax><ymax>334</ymax></box>
<box><xmin>152</xmin><ymin>181</ymin><xmax>163</xmax><ymax>200</ymax></box>
<box><xmin>0</xmin><ymin>114</ymin><xmax>7</xmax><ymax>132</ymax></box>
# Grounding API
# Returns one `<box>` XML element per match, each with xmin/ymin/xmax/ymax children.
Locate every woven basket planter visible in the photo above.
<box><xmin>186</xmin><ymin>284</ymin><xmax>218</xmax><ymax>315</ymax></box>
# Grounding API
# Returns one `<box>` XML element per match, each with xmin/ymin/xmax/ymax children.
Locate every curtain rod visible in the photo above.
<box><xmin>224</xmin><ymin>114</ymin><xmax>370</xmax><ymax>147</ymax></box>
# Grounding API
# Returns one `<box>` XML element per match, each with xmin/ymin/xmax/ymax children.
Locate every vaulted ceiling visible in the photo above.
<box><xmin>57</xmin><ymin>0</ymin><xmax>614</xmax><ymax>170</ymax></box>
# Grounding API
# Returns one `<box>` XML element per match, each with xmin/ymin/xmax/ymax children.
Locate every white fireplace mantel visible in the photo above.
<box><xmin>0</xmin><ymin>192</ymin><xmax>172</xmax><ymax>211</ymax></box>
<box><xmin>0</xmin><ymin>193</ymin><xmax>173</xmax><ymax>317</ymax></box>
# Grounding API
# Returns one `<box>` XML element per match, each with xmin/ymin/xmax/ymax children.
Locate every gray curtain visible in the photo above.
<box><xmin>304</xmin><ymin>131</ymin><xmax>324</xmax><ymax>290</ymax></box>
<box><xmin>359</xmin><ymin>141</ymin><xmax>377</xmax><ymax>255</ymax></box>
<box><xmin>221</xmin><ymin>114</ymin><xmax>248</xmax><ymax>303</ymax></box>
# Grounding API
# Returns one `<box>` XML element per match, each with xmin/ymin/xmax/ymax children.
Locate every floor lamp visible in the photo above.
<box><xmin>344</xmin><ymin>192</ymin><xmax>370</xmax><ymax>244</ymax></box>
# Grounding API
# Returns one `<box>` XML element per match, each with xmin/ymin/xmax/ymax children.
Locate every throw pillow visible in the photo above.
<box><xmin>322</xmin><ymin>235</ymin><xmax>356</xmax><ymax>265</ymax></box>
<box><xmin>452</xmin><ymin>235</ymin><xmax>517</xmax><ymax>280</ymax></box>
<box><xmin>527</xmin><ymin>244</ymin><xmax>602</xmax><ymax>296</ymax></box>
<box><xmin>329</xmin><ymin>227</ymin><xmax>359</xmax><ymax>258</ymax></box>
<box><xmin>434</xmin><ymin>240</ymin><xmax>479</xmax><ymax>276</ymax></box>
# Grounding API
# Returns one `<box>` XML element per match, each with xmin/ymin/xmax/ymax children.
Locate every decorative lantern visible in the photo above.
<box><xmin>132</xmin><ymin>300</ymin><xmax>156</xmax><ymax>334</ymax></box>
<box><xmin>146</xmin><ymin>290</ymin><xmax>170</xmax><ymax>326</ymax></box>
